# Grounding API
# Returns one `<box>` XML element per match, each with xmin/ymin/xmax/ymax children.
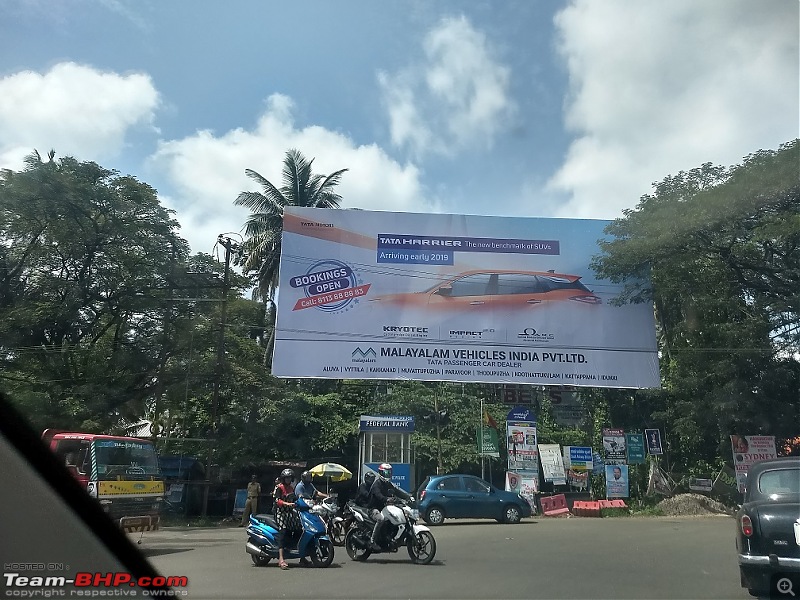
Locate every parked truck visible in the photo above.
<box><xmin>42</xmin><ymin>429</ymin><xmax>165</xmax><ymax>532</ymax></box>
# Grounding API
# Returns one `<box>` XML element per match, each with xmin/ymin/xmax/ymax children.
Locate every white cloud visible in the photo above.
<box><xmin>150</xmin><ymin>94</ymin><xmax>432</xmax><ymax>255</ymax></box>
<box><xmin>549</xmin><ymin>0</ymin><xmax>799</xmax><ymax>219</ymax></box>
<box><xmin>379</xmin><ymin>15</ymin><xmax>515</xmax><ymax>158</ymax></box>
<box><xmin>0</xmin><ymin>62</ymin><xmax>159</xmax><ymax>170</ymax></box>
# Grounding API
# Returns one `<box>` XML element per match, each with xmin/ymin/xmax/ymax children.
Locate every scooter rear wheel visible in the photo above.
<box><xmin>345</xmin><ymin>529</ymin><xmax>371</xmax><ymax>561</ymax></box>
<box><xmin>250</xmin><ymin>553</ymin><xmax>271</xmax><ymax>567</ymax></box>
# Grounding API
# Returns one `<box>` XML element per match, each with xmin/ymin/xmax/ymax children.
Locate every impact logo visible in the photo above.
<box><xmin>290</xmin><ymin>260</ymin><xmax>369</xmax><ymax>314</ymax></box>
<box><xmin>352</xmin><ymin>347</ymin><xmax>377</xmax><ymax>363</ymax></box>
<box><xmin>449</xmin><ymin>328</ymin><xmax>494</xmax><ymax>340</ymax></box>
<box><xmin>517</xmin><ymin>327</ymin><xmax>555</xmax><ymax>343</ymax></box>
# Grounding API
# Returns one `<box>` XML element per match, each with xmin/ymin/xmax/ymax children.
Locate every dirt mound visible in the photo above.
<box><xmin>656</xmin><ymin>493</ymin><xmax>732</xmax><ymax>516</ymax></box>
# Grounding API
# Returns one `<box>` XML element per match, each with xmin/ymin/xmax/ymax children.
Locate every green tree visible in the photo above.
<box><xmin>592</xmin><ymin>140</ymin><xmax>800</xmax><ymax>469</ymax></box>
<box><xmin>0</xmin><ymin>151</ymin><xmax>190</xmax><ymax>430</ymax></box>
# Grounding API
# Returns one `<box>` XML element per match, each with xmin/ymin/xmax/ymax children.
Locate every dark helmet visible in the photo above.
<box><xmin>378</xmin><ymin>463</ymin><xmax>392</xmax><ymax>481</ymax></box>
<box><xmin>364</xmin><ymin>471</ymin><xmax>376</xmax><ymax>484</ymax></box>
<box><xmin>300</xmin><ymin>470</ymin><xmax>312</xmax><ymax>483</ymax></box>
<box><xmin>280</xmin><ymin>468</ymin><xmax>294</xmax><ymax>482</ymax></box>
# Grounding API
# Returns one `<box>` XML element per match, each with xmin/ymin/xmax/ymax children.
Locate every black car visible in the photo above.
<box><xmin>735</xmin><ymin>457</ymin><xmax>800</xmax><ymax>597</ymax></box>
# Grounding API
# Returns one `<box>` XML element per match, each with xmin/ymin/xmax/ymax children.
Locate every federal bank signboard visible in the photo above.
<box><xmin>272</xmin><ymin>208</ymin><xmax>660</xmax><ymax>389</ymax></box>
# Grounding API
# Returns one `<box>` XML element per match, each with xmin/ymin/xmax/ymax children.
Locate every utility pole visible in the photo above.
<box><xmin>201</xmin><ymin>235</ymin><xmax>240</xmax><ymax>516</ymax></box>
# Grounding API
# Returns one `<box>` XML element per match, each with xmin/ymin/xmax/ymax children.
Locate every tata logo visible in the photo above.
<box><xmin>133</xmin><ymin>483</ymin><xmax>146</xmax><ymax>490</ymax></box>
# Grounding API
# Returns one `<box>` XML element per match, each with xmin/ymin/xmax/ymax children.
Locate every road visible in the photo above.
<box><xmin>142</xmin><ymin>515</ymin><xmax>749</xmax><ymax>600</ymax></box>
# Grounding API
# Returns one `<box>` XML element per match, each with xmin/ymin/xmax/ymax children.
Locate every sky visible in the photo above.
<box><xmin>0</xmin><ymin>0</ymin><xmax>797</xmax><ymax>257</ymax></box>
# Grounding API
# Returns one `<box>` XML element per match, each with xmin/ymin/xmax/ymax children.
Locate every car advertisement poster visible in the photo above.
<box><xmin>605</xmin><ymin>464</ymin><xmax>630</xmax><ymax>498</ymax></box>
<box><xmin>602</xmin><ymin>428</ymin><xmax>627</xmax><ymax>465</ymax></box>
<box><xmin>272</xmin><ymin>207</ymin><xmax>660</xmax><ymax>388</ymax></box>
<box><xmin>730</xmin><ymin>435</ymin><xmax>777</xmax><ymax>493</ymax></box>
<box><xmin>538</xmin><ymin>443</ymin><xmax>567</xmax><ymax>485</ymax></box>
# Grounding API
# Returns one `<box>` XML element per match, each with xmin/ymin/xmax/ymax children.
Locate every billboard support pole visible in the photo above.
<box><xmin>480</xmin><ymin>396</ymin><xmax>485</xmax><ymax>480</ymax></box>
<box><xmin>434</xmin><ymin>393</ymin><xmax>443</xmax><ymax>475</ymax></box>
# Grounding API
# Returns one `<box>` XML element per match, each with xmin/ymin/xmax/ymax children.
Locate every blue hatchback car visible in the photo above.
<box><xmin>417</xmin><ymin>474</ymin><xmax>532</xmax><ymax>525</ymax></box>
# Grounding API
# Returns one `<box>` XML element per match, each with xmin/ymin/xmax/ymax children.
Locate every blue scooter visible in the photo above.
<box><xmin>245</xmin><ymin>497</ymin><xmax>335</xmax><ymax>568</ymax></box>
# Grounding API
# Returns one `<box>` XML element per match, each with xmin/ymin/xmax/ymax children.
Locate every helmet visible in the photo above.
<box><xmin>280</xmin><ymin>468</ymin><xmax>294</xmax><ymax>482</ymax></box>
<box><xmin>300</xmin><ymin>470</ymin><xmax>312</xmax><ymax>483</ymax></box>
<box><xmin>364</xmin><ymin>471</ymin><xmax>376</xmax><ymax>484</ymax></box>
<box><xmin>378</xmin><ymin>463</ymin><xmax>392</xmax><ymax>481</ymax></box>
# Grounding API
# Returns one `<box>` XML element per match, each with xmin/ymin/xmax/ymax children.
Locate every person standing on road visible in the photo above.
<box><xmin>240</xmin><ymin>474</ymin><xmax>261</xmax><ymax>527</ymax></box>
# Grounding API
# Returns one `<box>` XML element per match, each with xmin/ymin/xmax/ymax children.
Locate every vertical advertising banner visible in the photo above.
<box><xmin>564</xmin><ymin>446</ymin><xmax>593</xmax><ymax>490</ymax></box>
<box><xmin>605</xmin><ymin>464</ymin><xmax>630</xmax><ymax>498</ymax></box>
<box><xmin>476</xmin><ymin>426</ymin><xmax>500</xmax><ymax>457</ymax></box>
<box><xmin>506</xmin><ymin>406</ymin><xmax>538</xmax><ymax>475</ymax></box>
<box><xmin>539</xmin><ymin>444</ymin><xmax>567</xmax><ymax>485</ymax></box>
<box><xmin>273</xmin><ymin>208</ymin><xmax>661</xmax><ymax>388</ymax></box>
<box><xmin>602</xmin><ymin>428</ymin><xmax>627</xmax><ymax>465</ymax></box>
<box><xmin>645</xmin><ymin>428</ymin><xmax>664</xmax><ymax>455</ymax></box>
<box><xmin>626</xmin><ymin>433</ymin><xmax>646</xmax><ymax>464</ymax></box>
<box><xmin>730</xmin><ymin>435</ymin><xmax>777</xmax><ymax>493</ymax></box>
<box><xmin>506</xmin><ymin>421</ymin><xmax>538</xmax><ymax>472</ymax></box>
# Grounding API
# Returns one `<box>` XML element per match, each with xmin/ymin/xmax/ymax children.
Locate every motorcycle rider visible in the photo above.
<box><xmin>273</xmin><ymin>468</ymin><xmax>299</xmax><ymax>570</ymax></box>
<box><xmin>367</xmin><ymin>463</ymin><xmax>411</xmax><ymax>551</ymax></box>
<box><xmin>295</xmin><ymin>470</ymin><xmax>328</xmax><ymax>502</ymax></box>
<box><xmin>354</xmin><ymin>471</ymin><xmax>376</xmax><ymax>507</ymax></box>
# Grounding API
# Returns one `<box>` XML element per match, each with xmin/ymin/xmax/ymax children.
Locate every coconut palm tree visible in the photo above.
<box><xmin>235</xmin><ymin>149</ymin><xmax>347</xmax><ymax>364</ymax></box>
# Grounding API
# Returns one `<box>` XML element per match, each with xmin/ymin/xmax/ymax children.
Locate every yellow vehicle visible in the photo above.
<box><xmin>42</xmin><ymin>429</ymin><xmax>165</xmax><ymax>532</ymax></box>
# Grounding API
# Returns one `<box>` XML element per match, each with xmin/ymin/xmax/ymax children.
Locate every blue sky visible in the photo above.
<box><xmin>1</xmin><ymin>0</ymin><xmax>797</xmax><ymax>256</ymax></box>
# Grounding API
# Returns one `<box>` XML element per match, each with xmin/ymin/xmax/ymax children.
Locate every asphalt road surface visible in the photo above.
<box><xmin>141</xmin><ymin>515</ymin><xmax>750</xmax><ymax>600</ymax></box>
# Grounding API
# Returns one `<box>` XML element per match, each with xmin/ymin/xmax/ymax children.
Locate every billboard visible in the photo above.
<box><xmin>730</xmin><ymin>435</ymin><xmax>777</xmax><ymax>493</ymax></box>
<box><xmin>273</xmin><ymin>207</ymin><xmax>660</xmax><ymax>388</ymax></box>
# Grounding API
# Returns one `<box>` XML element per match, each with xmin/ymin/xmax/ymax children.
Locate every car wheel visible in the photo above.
<box><xmin>425</xmin><ymin>506</ymin><xmax>445</xmax><ymax>525</ymax></box>
<box><xmin>503</xmin><ymin>505</ymin><xmax>521</xmax><ymax>524</ymax></box>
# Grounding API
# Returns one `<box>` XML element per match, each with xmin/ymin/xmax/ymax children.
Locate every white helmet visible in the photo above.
<box><xmin>378</xmin><ymin>463</ymin><xmax>392</xmax><ymax>481</ymax></box>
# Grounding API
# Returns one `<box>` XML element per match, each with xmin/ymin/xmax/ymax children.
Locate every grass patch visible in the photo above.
<box><xmin>627</xmin><ymin>499</ymin><xmax>665</xmax><ymax>517</ymax></box>
<box><xmin>600</xmin><ymin>507</ymin><xmax>631</xmax><ymax>518</ymax></box>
